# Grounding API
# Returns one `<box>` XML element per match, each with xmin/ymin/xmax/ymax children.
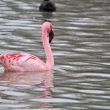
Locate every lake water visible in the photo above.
<box><xmin>0</xmin><ymin>0</ymin><xmax>110</xmax><ymax>110</ymax></box>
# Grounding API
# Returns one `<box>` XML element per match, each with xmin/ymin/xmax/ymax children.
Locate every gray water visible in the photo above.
<box><xmin>0</xmin><ymin>0</ymin><xmax>110</xmax><ymax>110</ymax></box>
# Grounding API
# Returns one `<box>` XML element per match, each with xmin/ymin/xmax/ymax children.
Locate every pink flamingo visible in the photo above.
<box><xmin>0</xmin><ymin>21</ymin><xmax>54</xmax><ymax>72</ymax></box>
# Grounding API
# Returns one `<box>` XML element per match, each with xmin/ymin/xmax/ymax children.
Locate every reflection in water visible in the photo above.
<box><xmin>0</xmin><ymin>71</ymin><xmax>53</xmax><ymax>108</ymax></box>
<box><xmin>41</xmin><ymin>12</ymin><xmax>53</xmax><ymax>19</ymax></box>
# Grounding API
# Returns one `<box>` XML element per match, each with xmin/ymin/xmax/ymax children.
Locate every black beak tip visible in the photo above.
<box><xmin>49</xmin><ymin>39</ymin><xmax>51</xmax><ymax>43</ymax></box>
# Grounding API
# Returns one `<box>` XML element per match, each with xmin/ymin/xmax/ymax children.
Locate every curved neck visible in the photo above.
<box><xmin>42</xmin><ymin>31</ymin><xmax>54</xmax><ymax>70</ymax></box>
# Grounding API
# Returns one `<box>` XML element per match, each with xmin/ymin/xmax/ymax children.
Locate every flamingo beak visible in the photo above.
<box><xmin>49</xmin><ymin>29</ymin><xmax>54</xmax><ymax>43</ymax></box>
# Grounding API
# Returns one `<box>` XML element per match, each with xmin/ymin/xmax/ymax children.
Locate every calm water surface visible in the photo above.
<box><xmin>0</xmin><ymin>0</ymin><xmax>110</xmax><ymax>110</ymax></box>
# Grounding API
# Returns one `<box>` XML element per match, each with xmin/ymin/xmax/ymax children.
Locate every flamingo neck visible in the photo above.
<box><xmin>42</xmin><ymin>31</ymin><xmax>54</xmax><ymax>70</ymax></box>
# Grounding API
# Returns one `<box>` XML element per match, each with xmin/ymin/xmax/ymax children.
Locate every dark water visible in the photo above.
<box><xmin>0</xmin><ymin>0</ymin><xmax>110</xmax><ymax>110</ymax></box>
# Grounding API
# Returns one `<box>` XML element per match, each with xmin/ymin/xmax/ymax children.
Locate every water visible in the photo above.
<box><xmin>0</xmin><ymin>0</ymin><xmax>110</xmax><ymax>110</ymax></box>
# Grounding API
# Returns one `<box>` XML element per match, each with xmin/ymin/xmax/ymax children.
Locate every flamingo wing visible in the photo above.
<box><xmin>1</xmin><ymin>53</ymin><xmax>47</xmax><ymax>72</ymax></box>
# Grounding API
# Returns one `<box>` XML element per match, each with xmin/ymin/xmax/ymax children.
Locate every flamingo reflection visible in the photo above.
<box><xmin>0</xmin><ymin>71</ymin><xmax>53</xmax><ymax>108</ymax></box>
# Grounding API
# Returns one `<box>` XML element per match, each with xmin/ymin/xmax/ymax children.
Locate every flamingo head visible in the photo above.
<box><xmin>42</xmin><ymin>21</ymin><xmax>54</xmax><ymax>43</ymax></box>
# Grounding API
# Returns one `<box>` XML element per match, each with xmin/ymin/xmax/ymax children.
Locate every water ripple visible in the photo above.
<box><xmin>0</xmin><ymin>0</ymin><xmax>110</xmax><ymax>110</ymax></box>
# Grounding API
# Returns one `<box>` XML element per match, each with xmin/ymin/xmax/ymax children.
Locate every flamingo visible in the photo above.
<box><xmin>0</xmin><ymin>21</ymin><xmax>54</xmax><ymax>72</ymax></box>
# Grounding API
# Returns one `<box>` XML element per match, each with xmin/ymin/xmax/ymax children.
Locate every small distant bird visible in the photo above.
<box><xmin>39</xmin><ymin>0</ymin><xmax>56</xmax><ymax>12</ymax></box>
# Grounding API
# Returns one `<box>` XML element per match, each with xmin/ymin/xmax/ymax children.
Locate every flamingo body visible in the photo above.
<box><xmin>0</xmin><ymin>22</ymin><xmax>54</xmax><ymax>72</ymax></box>
<box><xmin>0</xmin><ymin>53</ymin><xmax>47</xmax><ymax>72</ymax></box>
